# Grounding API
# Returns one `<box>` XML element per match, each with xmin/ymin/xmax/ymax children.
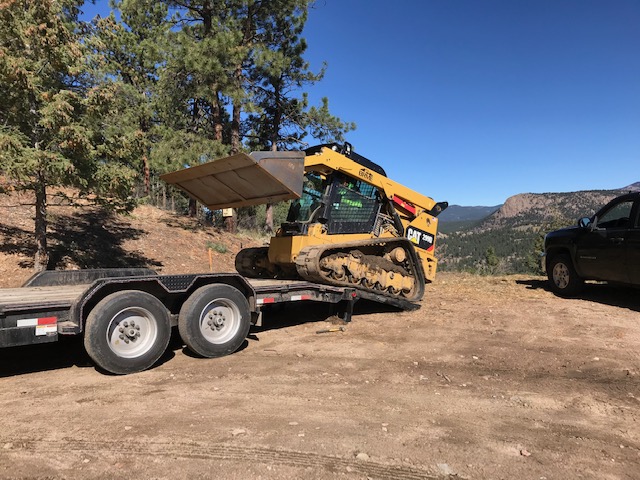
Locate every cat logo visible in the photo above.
<box><xmin>406</xmin><ymin>226</ymin><xmax>434</xmax><ymax>250</ymax></box>
<box><xmin>358</xmin><ymin>168</ymin><xmax>373</xmax><ymax>182</ymax></box>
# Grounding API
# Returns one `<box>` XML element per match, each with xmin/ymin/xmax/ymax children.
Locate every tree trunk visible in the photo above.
<box><xmin>142</xmin><ymin>154</ymin><xmax>150</xmax><ymax>196</ymax></box>
<box><xmin>230</xmin><ymin>64</ymin><xmax>243</xmax><ymax>154</ymax></box>
<box><xmin>264</xmin><ymin>203</ymin><xmax>274</xmax><ymax>235</ymax></box>
<box><xmin>34</xmin><ymin>179</ymin><xmax>48</xmax><ymax>271</ymax></box>
<box><xmin>264</xmin><ymin>142</ymin><xmax>278</xmax><ymax>235</ymax></box>
<box><xmin>231</xmin><ymin>99</ymin><xmax>241</xmax><ymax>154</ymax></box>
<box><xmin>224</xmin><ymin>209</ymin><xmax>236</xmax><ymax>233</ymax></box>
<box><xmin>189</xmin><ymin>198</ymin><xmax>197</xmax><ymax>217</ymax></box>
<box><xmin>270</xmin><ymin>81</ymin><xmax>283</xmax><ymax>150</ymax></box>
<box><xmin>213</xmin><ymin>93</ymin><xmax>223</xmax><ymax>142</ymax></box>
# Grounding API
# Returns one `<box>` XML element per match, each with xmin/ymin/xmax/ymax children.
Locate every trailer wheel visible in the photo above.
<box><xmin>84</xmin><ymin>290</ymin><xmax>171</xmax><ymax>374</ymax></box>
<box><xmin>178</xmin><ymin>284</ymin><xmax>250</xmax><ymax>358</ymax></box>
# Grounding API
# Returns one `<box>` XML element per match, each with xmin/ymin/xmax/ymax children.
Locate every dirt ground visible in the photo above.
<box><xmin>1</xmin><ymin>195</ymin><xmax>639</xmax><ymax>479</ymax></box>
<box><xmin>0</xmin><ymin>273</ymin><xmax>638</xmax><ymax>479</ymax></box>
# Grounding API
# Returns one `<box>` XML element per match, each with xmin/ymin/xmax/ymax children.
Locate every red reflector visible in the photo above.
<box><xmin>38</xmin><ymin>317</ymin><xmax>57</xmax><ymax>325</ymax></box>
<box><xmin>391</xmin><ymin>195</ymin><xmax>417</xmax><ymax>215</ymax></box>
<box><xmin>261</xmin><ymin>298</ymin><xmax>275</xmax><ymax>304</ymax></box>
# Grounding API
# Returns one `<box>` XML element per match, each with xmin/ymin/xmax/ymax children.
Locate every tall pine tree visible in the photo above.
<box><xmin>0</xmin><ymin>0</ymin><xmax>136</xmax><ymax>270</ymax></box>
<box><xmin>246</xmin><ymin>1</ymin><xmax>354</xmax><ymax>151</ymax></box>
<box><xmin>87</xmin><ymin>0</ymin><xmax>169</xmax><ymax>198</ymax></box>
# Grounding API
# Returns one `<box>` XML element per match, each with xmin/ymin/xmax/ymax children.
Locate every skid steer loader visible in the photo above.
<box><xmin>161</xmin><ymin>143</ymin><xmax>447</xmax><ymax>302</ymax></box>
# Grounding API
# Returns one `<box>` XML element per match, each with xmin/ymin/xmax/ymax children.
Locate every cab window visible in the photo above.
<box><xmin>286</xmin><ymin>173</ymin><xmax>325</xmax><ymax>223</ymax></box>
<box><xmin>597</xmin><ymin>200</ymin><xmax>634</xmax><ymax>229</ymax></box>
<box><xmin>327</xmin><ymin>177</ymin><xmax>380</xmax><ymax>234</ymax></box>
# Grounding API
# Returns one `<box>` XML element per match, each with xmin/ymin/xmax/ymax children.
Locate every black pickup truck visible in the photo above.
<box><xmin>543</xmin><ymin>192</ymin><xmax>640</xmax><ymax>296</ymax></box>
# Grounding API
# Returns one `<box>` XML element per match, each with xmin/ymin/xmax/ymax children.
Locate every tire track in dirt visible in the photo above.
<box><xmin>0</xmin><ymin>437</ymin><xmax>441</xmax><ymax>480</ymax></box>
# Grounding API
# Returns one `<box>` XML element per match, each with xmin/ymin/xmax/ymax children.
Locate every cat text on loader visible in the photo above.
<box><xmin>161</xmin><ymin>143</ymin><xmax>447</xmax><ymax>303</ymax></box>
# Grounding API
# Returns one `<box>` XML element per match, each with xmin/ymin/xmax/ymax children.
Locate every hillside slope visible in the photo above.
<box><xmin>0</xmin><ymin>192</ymin><xmax>262</xmax><ymax>288</ymax></box>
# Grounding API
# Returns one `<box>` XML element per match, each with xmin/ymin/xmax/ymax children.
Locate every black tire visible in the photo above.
<box><xmin>84</xmin><ymin>290</ymin><xmax>171</xmax><ymax>375</ymax></box>
<box><xmin>547</xmin><ymin>254</ymin><xmax>584</xmax><ymax>297</ymax></box>
<box><xmin>178</xmin><ymin>284</ymin><xmax>251</xmax><ymax>358</ymax></box>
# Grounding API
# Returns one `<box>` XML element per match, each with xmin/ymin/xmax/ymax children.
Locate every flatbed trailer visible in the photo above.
<box><xmin>0</xmin><ymin>269</ymin><xmax>418</xmax><ymax>374</ymax></box>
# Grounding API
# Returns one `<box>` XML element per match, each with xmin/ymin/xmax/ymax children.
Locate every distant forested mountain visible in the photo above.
<box><xmin>437</xmin><ymin>186</ymin><xmax>635</xmax><ymax>274</ymax></box>
<box><xmin>439</xmin><ymin>205</ymin><xmax>501</xmax><ymax>222</ymax></box>
<box><xmin>437</xmin><ymin>205</ymin><xmax>501</xmax><ymax>233</ymax></box>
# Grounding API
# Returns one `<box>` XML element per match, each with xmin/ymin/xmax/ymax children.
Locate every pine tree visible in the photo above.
<box><xmin>86</xmin><ymin>0</ymin><xmax>170</xmax><ymax>199</ymax></box>
<box><xmin>241</xmin><ymin>0</ymin><xmax>355</xmax><ymax>231</ymax></box>
<box><xmin>483</xmin><ymin>246</ymin><xmax>499</xmax><ymax>275</ymax></box>
<box><xmin>0</xmin><ymin>0</ymin><xmax>136</xmax><ymax>271</ymax></box>
<box><xmin>245</xmin><ymin>1</ymin><xmax>355</xmax><ymax>151</ymax></box>
<box><xmin>161</xmin><ymin>1</ymin><xmax>355</xmax><ymax>229</ymax></box>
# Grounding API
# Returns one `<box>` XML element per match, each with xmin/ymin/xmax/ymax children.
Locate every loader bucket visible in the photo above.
<box><xmin>160</xmin><ymin>151</ymin><xmax>305</xmax><ymax>210</ymax></box>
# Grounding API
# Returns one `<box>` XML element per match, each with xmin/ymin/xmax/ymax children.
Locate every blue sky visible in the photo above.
<box><xmin>83</xmin><ymin>1</ymin><xmax>640</xmax><ymax>206</ymax></box>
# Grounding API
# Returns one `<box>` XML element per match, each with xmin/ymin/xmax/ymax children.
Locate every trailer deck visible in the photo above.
<box><xmin>0</xmin><ymin>285</ymin><xmax>89</xmax><ymax>313</ymax></box>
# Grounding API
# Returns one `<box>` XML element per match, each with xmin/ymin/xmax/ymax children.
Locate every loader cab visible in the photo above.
<box><xmin>282</xmin><ymin>171</ymin><xmax>381</xmax><ymax>236</ymax></box>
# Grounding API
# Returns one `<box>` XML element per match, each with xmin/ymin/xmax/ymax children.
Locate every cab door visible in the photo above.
<box><xmin>625</xmin><ymin>199</ymin><xmax>640</xmax><ymax>284</ymax></box>
<box><xmin>575</xmin><ymin>197</ymin><xmax>634</xmax><ymax>283</ymax></box>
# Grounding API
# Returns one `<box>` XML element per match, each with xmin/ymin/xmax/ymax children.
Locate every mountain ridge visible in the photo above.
<box><xmin>438</xmin><ymin>204</ymin><xmax>501</xmax><ymax>223</ymax></box>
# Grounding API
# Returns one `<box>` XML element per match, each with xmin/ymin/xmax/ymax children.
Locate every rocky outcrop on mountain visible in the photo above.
<box><xmin>481</xmin><ymin>190</ymin><xmax>623</xmax><ymax>230</ymax></box>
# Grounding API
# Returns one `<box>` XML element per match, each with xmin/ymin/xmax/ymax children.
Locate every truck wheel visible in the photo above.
<box><xmin>84</xmin><ymin>290</ymin><xmax>171</xmax><ymax>374</ymax></box>
<box><xmin>547</xmin><ymin>254</ymin><xmax>584</xmax><ymax>297</ymax></box>
<box><xmin>178</xmin><ymin>284</ymin><xmax>250</xmax><ymax>358</ymax></box>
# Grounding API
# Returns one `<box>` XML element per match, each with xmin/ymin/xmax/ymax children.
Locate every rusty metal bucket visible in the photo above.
<box><xmin>161</xmin><ymin>151</ymin><xmax>305</xmax><ymax>210</ymax></box>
